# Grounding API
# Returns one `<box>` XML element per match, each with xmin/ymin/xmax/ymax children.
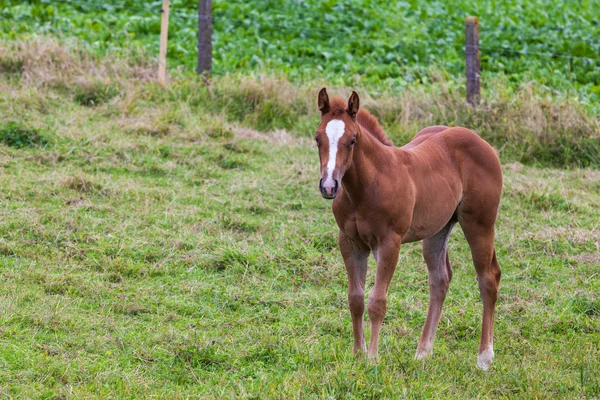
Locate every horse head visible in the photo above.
<box><xmin>315</xmin><ymin>88</ymin><xmax>360</xmax><ymax>199</ymax></box>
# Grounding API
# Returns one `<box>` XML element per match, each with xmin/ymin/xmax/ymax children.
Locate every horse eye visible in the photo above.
<box><xmin>350</xmin><ymin>138</ymin><xmax>356</xmax><ymax>146</ymax></box>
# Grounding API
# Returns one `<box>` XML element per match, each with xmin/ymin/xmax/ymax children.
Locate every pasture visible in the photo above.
<box><xmin>1</xmin><ymin>38</ymin><xmax>600</xmax><ymax>398</ymax></box>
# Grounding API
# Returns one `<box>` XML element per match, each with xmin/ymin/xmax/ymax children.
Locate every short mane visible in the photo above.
<box><xmin>329</xmin><ymin>97</ymin><xmax>393</xmax><ymax>146</ymax></box>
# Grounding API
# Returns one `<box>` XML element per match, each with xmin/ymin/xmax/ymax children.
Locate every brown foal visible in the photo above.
<box><xmin>315</xmin><ymin>89</ymin><xmax>502</xmax><ymax>370</ymax></box>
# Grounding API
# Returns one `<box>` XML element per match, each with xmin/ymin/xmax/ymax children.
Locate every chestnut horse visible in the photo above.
<box><xmin>315</xmin><ymin>89</ymin><xmax>502</xmax><ymax>370</ymax></box>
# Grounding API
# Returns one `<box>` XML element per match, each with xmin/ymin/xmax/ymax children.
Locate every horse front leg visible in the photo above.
<box><xmin>367</xmin><ymin>236</ymin><xmax>401</xmax><ymax>360</ymax></box>
<box><xmin>339</xmin><ymin>232</ymin><xmax>369</xmax><ymax>354</ymax></box>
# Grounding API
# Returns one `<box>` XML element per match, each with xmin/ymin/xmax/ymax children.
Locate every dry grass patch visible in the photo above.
<box><xmin>3</xmin><ymin>37</ymin><xmax>599</xmax><ymax>167</ymax></box>
<box><xmin>0</xmin><ymin>38</ymin><xmax>155</xmax><ymax>87</ymax></box>
<box><xmin>119</xmin><ymin>114</ymin><xmax>174</xmax><ymax>138</ymax></box>
<box><xmin>572</xmin><ymin>253</ymin><xmax>600</xmax><ymax>264</ymax></box>
<box><xmin>61</xmin><ymin>174</ymin><xmax>117</xmax><ymax>197</ymax></box>
<box><xmin>234</xmin><ymin>127</ymin><xmax>305</xmax><ymax>146</ymax></box>
<box><xmin>533</xmin><ymin>227</ymin><xmax>599</xmax><ymax>245</ymax></box>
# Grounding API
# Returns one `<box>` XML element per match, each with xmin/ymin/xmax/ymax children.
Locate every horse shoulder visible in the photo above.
<box><xmin>332</xmin><ymin>190</ymin><xmax>355</xmax><ymax>229</ymax></box>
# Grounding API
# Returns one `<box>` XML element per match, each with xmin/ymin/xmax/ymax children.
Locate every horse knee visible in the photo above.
<box><xmin>477</xmin><ymin>273</ymin><xmax>499</xmax><ymax>301</ymax></box>
<box><xmin>492</xmin><ymin>267</ymin><xmax>501</xmax><ymax>287</ymax></box>
<box><xmin>491</xmin><ymin>254</ymin><xmax>501</xmax><ymax>284</ymax></box>
<box><xmin>445</xmin><ymin>253</ymin><xmax>453</xmax><ymax>282</ymax></box>
<box><xmin>429</xmin><ymin>270</ymin><xmax>451</xmax><ymax>294</ymax></box>
<box><xmin>348</xmin><ymin>292</ymin><xmax>365</xmax><ymax>316</ymax></box>
<box><xmin>479</xmin><ymin>253</ymin><xmax>501</xmax><ymax>296</ymax></box>
<box><xmin>367</xmin><ymin>296</ymin><xmax>386</xmax><ymax>322</ymax></box>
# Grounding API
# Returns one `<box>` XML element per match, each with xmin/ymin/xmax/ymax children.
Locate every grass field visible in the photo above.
<box><xmin>1</xmin><ymin>39</ymin><xmax>600</xmax><ymax>398</ymax></box>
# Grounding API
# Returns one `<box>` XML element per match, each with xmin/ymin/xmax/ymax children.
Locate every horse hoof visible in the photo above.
<box><xmin>353</xmin><ymin>345</ymin><xmax>367</xmax><ymax>357</ymax></box>
<box><xmin>477</xmin><ymin>348</ymin><xmax>494</xmax><ymax>371</ymax></box>
<box><xmin>367</xmin><ymin>353</ymin><xmax>380</xmax><ymax>364</ymax></box>
<box><xmin>414</xmin><ymin>349</ymin><xmax>431</xmax><ymax>360</ymax></box>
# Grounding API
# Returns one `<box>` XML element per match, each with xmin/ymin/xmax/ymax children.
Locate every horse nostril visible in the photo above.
<box><xmin>333</xmin><ymin>179</ymin><xmax>339</xmax><ymax>192</ymax></box>
<box><xmin>319</xmin><ymin>178</ymin><xmax>324</xmax><ymax>192</ymax></box>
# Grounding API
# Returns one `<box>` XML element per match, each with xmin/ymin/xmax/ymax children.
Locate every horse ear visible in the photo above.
<box><xmin>318</xmin><ymin>88</ymin><xmax>330</xmax><ymax>115</ymax></box>
<box><xmin>347</xmin><ymin>91</ymin><xmax>359</xmax><ymax>120</ymax></box>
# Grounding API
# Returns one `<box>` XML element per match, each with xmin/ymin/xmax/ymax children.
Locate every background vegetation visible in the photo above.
<box><xmin>2</xmin><ymin>0</ymin><xmax>599</xmax><ymax>100</ymax></box>
<box><xmin>1</xmin><ymin>0</ymin><xmax>599</xmax><ymax>398</ymax></box>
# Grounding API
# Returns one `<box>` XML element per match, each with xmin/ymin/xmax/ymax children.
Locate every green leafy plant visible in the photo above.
<box><xmin>1</xmin><ymin>0</ymin><xmax>598</xmax><ymax>103</ymax></box>
<box><xmin>0</xmin><ymin>121</ymin><xmax>48</xmax><ymax>148</ymax></box>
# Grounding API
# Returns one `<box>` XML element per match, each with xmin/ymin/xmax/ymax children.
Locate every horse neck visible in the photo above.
<box><xmin>342</xmin><ymin>124</ymin><xmax>398</xmax><ymax>203</ymax></box>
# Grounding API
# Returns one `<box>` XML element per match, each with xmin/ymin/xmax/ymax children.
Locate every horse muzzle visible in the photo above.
<box><xmin>319</xmin><ymin>178</ymin><xmax>339</xmax><ymax>199</ymax></box>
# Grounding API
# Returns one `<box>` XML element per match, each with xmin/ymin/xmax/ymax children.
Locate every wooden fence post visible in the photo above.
<box><xmin>465</xmin><ymin>16</ymin><xmax>480</xmax><ymax>105</ymax></box>
<box><xmin>158</xmin><ymin>0</ymin><xmax>170</xmax><ymax>84</ymax></box>
<box><xmin>197</xmin><ymin>0</ymin><xmax>212</xmax><ymax>75</ymax></box>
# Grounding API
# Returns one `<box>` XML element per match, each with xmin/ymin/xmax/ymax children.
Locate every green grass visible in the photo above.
<box><xmin>1</xmin><ymin>39</ymin><xmax>600</xmax><ymax>398</ymax></box>
<box><xmin>1</xmin><ymin>0</ymin><xmax>599</xmax><ymax>104</ymax></box>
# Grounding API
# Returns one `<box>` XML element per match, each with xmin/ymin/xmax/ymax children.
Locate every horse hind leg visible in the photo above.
<box><xmin>415</xmin><ymin>220</ymin><xmax>456</xmax><ymax>360</ymax></box>
<box><xmin>459</xmin><ymin>216</ymin><xmax>501</xmax><ymax>371</ymax></box>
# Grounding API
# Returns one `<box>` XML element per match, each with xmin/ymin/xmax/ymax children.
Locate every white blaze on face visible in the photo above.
<box><xmin>324</xmin><ymin>119</ymin><xmax>345</xmax><ymax>187</ymax></box>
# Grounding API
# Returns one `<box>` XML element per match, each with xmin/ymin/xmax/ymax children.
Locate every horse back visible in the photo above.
<box><xmin>403</xmin><ymin>126</ymin><xmax>500</xmax><ymax>179</ymax></box>
<box><xmin>401</xmin><ymin>125</ymin><xmax>449</xmax><ymax>150</ymax></box>
<box><xmin>401</xmin><ymin>126</ymin><xmax>502</xmax><ymax>196</ymax></box>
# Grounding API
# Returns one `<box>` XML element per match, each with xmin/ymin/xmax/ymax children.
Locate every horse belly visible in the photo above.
<box><xmin>402</xmin><ymin>214</ymin><xmax>453</xmax><ymax>243</ymax></box>
<box><xmin>403</xmin><ymin>183</ymin><xmax>462</xmax><ymax>243</ymax></box>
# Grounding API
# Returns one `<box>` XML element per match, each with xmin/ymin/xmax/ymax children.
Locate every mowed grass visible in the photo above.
<box><xmin>1</xmin><ymin>45</ymin><xmax>600</xmax><ymax>398</ymax></box>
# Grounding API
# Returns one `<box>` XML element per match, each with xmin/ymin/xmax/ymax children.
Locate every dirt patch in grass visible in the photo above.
<box><xmin>571</xmin><ymin>253</ymin><xmax>600</xmax><ymax>264</ymax></box>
